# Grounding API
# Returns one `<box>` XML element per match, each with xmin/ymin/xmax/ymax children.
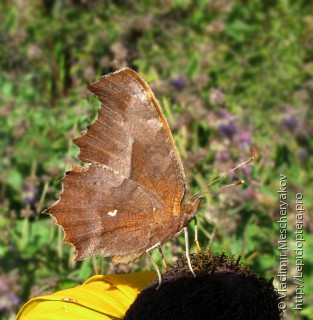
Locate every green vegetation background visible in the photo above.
<box><xmin>1</xmin><ymin>1</ymin><xmax>312</xmax><ymax>319</ymax></box>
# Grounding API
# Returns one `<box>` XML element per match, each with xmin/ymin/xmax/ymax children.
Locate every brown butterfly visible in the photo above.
<box><xmin>48</xmin><ymin>68</ymin><xmax>204</xmax><ymax>284</ymax></box>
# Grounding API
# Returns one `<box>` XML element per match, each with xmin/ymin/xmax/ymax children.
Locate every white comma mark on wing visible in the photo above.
<box><xmin>107</xmin><ymin>209</ymin><xmax>118</xmax><ymax>217</ymax></box>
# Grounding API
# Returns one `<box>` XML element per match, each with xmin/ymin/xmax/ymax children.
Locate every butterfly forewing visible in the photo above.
<box><xmin>75</xmin><ymin>69</ymin><xmax>186</xmax><ymax>216</ymax></box>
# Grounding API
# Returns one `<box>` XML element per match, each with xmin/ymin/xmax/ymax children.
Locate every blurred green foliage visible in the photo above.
<box><xmin>1</xmin><ymin>1</ymin><xmax>312</xmax><ymax>319</ymax></box>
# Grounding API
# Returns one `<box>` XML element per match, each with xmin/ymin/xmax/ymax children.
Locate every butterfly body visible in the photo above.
<box><xmin>48</xmin><ymin>68</ymin><xmax>202</xmax><ymax>264</ymax></box>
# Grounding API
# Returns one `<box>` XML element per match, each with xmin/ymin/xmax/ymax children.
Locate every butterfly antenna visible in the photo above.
<box><xmin>192</xmin><ymin>156</ymin><xmax>254</xmax><ymax>200</ymax></box>
<box><xmin>199</xmin><ymin>180</ymin><xmax>245</xmax><ymax>197</ymax></box>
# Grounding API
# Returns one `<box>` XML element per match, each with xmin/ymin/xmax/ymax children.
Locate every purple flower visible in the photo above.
<box><xmin>21</xmin><ymin>181</ymin><xmax>38</xmax><ymax>205</ymax></box>
<box><xmin>281</xmin><ymin>117</ymin><xmax>297</xmax><ymax>131</ymax></box>
<box><xmin>236</xmin><ymin>130</ymin><xmax>252</xmax><ymax>149</ymax></box>
<box><xmin>0</xmin><ymin>278</ymin><xmax>20</xmax><ymax>311</ymax></box>
<box><xmin>171</xmin><ymin>76</ymin><xmax>186</xmax><ymax>91</ymax></box>
<box><xmin>215</xmin><ymin>150</ymin><xmax>230</xmax><ymax>162</ymax></box>
<box><xmin>280</xmin><ymin>104</ymin><xmax>298</xmax><ymax>131</ymax></box>
<box><xmin>216</xmin><ymin>109</ymin><xmax>234</xmax><ymax>121</ymax></box>
<box><xmin>0</xmin><ymin>292</ymin><xmax>20</xmax><ymax>311</ymax></box>
<box><xmin>218</xmin><ymin>122</ymin><xmax>236</xmax><ymax>138</ymax></box>
<box><xmin>282</xmin><ymin>104</ymin><xmax>296</xmax><ymax>114</ymax></box>
<box><xmin>0</xmin><ymin>280</ymin><xmax>8</xmax><ymax>293</ymax></box>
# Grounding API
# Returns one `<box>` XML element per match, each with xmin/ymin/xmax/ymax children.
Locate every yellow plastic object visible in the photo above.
<box><xmin>17</xmin><ymin>271</ymin><xmax>156</xmax><ymax>320</ymax></box>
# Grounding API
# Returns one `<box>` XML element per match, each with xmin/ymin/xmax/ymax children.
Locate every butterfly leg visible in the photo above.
<box><xmin>175</xmin><ymin>227</ymin><xmax>196</xmax><ymax>277</ymax></box>
<box><xmin>146</xmin><ymin>242</ymin><xmax>162</xmax><ymax>289</ymax></box>
<box><xmin>158</xmin><ymin>245</ymin><xmax>168</xmax><ymax>271</ymax></box>
<box><xmin>194</xmin><ymin>217</ymin><xmax>202</xmax><ymax>253</ymax></box>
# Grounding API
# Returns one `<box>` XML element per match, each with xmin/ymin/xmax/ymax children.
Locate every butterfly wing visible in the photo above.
<box><xmin>50</xmin><ymin>165</ymin><xmax>161</xmax><ymax>261</ymax></box>
<box><xmin>48</xmin><ymin>68</ymin><xmax>187</xmax><ymax>261</ymax></box>
<box><xmin>77</xmin><ymin>68</ymin><xmax>187</xmax><ymax>218</ymax></box>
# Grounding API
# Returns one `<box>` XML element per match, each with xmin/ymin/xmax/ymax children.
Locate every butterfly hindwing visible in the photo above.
<box><xmin>50</xmin><ymin>165</ymin><xmax>163</xmax><ymax>260</ymax></box>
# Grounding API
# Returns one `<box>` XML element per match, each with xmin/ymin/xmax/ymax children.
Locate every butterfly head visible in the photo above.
<box><xmin>181</xmin><ymin>195</ymin><xmax>204</xmax><ymax>224</ymax></box>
